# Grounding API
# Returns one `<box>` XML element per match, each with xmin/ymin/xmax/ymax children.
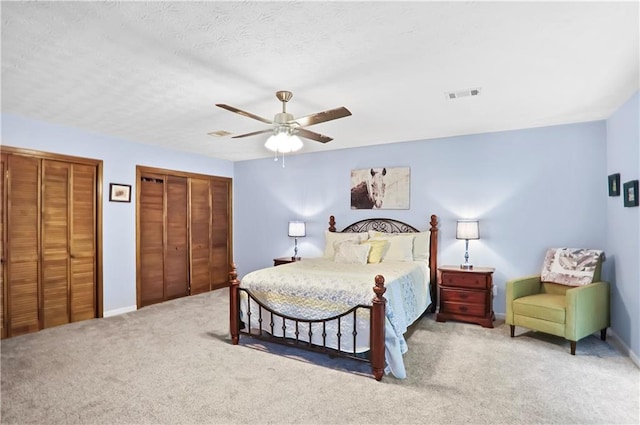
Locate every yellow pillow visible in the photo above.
<box><xmin>361</xmin><ymin>239</ymin><xmax>389</xmax><ymax>264</ymax></box>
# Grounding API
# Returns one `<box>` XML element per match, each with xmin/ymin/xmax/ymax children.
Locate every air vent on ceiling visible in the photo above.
<box><xmin>445</xmin><ymin>87</ymin><xmax>482</xmax><ymax>100</ymax></box>
<box><xmin>208</xmin><ymin>130</ymin><xmax>232</xmax><ymax>137</ymax></box>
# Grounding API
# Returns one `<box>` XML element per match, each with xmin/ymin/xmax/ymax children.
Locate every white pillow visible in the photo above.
<box><xmin>377</xmin><ymin>233</ymin><xmax>415</xmax><ymax>262</ymax></box>
<box><xmin>323</xmin><ymin>231</ymin><xmax>368</xmax><ymax>258</ymax></box>
<box><xmin>411</xmin><ymin>232</ymin><xmax>429</xmax><ymax>261</ymax></box>
<box><xmin>368</xmin><ymin>231</ymin><xmax>428</xmax><ymax>261</ymax></box>
<box><xmin>334</xmin><ymin>241</ymin><xmax>371</xmax><ymax>264</ymax></box>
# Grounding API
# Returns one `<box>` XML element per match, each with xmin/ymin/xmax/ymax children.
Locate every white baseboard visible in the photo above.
<box><xmin>607</xmin><ymin>328</ymin><xmax>640</xmax><ymax>369</ymax></box>
<box><xmin>496</xmin><ymin>311</ymin><xmax>639</xmax><ymax>369</ymax></box>
<box><xmin>103</xmin><ymin>305</ymin><xmax>137</xmax><ymax>318</ymax></box>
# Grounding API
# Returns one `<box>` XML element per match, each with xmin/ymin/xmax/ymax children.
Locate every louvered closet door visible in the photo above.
<box><xmin>41</xmin><ymin>160</ymin><xmax>71</xmax><ymax>328</ymax></box>
<box><xmin>7</xmin><ymin>155</ymin><xmax>40</xmax><ymax>336</ymax></box>
<box><xmin>210</xmin><ymin>178</ymin><xmax>231</xmax><ymax>290</ymax></box>
<box><xmin>165</xmin><ymin>176</ymin><xmax>188</xmax><ymax>299</ymax></box>
<box><xmin>0</xmin><ymin>154</ymin><xmax>6</xmax><ymax>338</ymax></box>
<box><xmin>139</xmin><ymin>175</ymin><xmax>165</xmax><ymax>307</ymax></box>
<box><xmin>70</xmin><ymin>163</ymin><xmax>97</xmax><ymax>321</ymax></box>
<box><xmin>189</xmin><ymin>178</ymin><xmax>211</xmax><ymax>295</ymax></box>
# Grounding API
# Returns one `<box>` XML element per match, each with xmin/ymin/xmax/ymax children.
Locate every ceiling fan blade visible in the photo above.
<box><xmin>296</xmin><ymin>128</ymin><xmax>333</xmax><ymax>144</ymax></box>
<box><xmin>231</xmin><ymin>128</ymin><xmax>273</xmax><ymax>139</ymax></box>
<box><xmin>216</xmin><ymin>104</ymin><xmax>273</xmax><ymax>125</ymax></box>
<box><xmin>294</xmin><ymin>107</ymin><xmax>352</xmax><ymax>128</ymax></box>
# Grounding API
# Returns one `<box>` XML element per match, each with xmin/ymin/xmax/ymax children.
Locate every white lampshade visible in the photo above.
<box><xmin>288</xmin><ymin>221</ymin><xmax>306</xmax><ymax>237</ymax></box>
<box><xmin>265</xmin><ymin>133</ymin><xmax>303</xmax><ymax>153</ymax></box>
<box><xmin>456</xmin><ymin>220</ymin><xmax>479</xmax><ymax>240</ymax></box>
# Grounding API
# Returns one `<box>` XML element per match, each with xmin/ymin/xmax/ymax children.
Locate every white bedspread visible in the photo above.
<box><xmin>239</xmin><ymin>258</ymin><xmax>431</xmax><ymax>379</ymax></box>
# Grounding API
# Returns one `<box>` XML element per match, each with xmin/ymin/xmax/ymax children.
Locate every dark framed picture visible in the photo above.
<box><xmin>623</xmin><ymin>180</ymin><xmax>639</xmax><ymax>207</ymax></box>
<box><xmin>608</xmin><ymin>173</ymin><xmax>620</xmax><ymax>196</ymax></box>
<box><xmin>109</xmin><ymin>183</ymin><xmax>131</xmax><ymax>203</ymax></box>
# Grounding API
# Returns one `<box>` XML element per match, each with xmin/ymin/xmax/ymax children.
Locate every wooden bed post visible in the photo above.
<box><xmin>371</xmin><ymin>275</ymin><xmax>386</xmax><ymax>381</ymax></box>
<box><xmin>229</xmin><ymin>263</ymin><xmax>240</xmax><ymax>345</ymax></box>
<box><xmin>428</xmin><ymin>214</ymin><xmax>439</xmax><ymax>313</ymax></box>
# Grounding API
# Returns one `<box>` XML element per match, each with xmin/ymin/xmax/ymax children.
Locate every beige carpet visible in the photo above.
<box><xmin>1</xmin><ymin>288</ymin><xmax>638</xmax><ymax>425</ymax></box>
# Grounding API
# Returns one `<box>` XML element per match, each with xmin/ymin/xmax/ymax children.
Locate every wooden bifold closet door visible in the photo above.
<box><xmin>137</xmin><ymin>167</ymin><xmax>231</xmax><ymax>308</ymax></box>
<box><xmin>138</xmin><ymin>174</ymin><xmax>189</xmax><ymax>306</ymax></box>
<box><xmin>6</xmin><ymin>154</ymin><xmax>40</xmax><ymax>336</ymax></box>
<box><xmin>139</xmin><ymin>174</ymin><xmax>165</xmax><ymax>306</ymax></box>
<box><xmin>0</xmin><ymin>154</ymin><xmax>5</xmax><ymax>338</ymax></box>
<box><xmin>1</xmin><ymin>148</ymin><xmax>101</xmax><ymax>339</ymax></box>
<box><xmin>189</xmin><ymin>178</ymin><xmax>212</xmax><ymax>295</ymax></box>
<box><xmin>164</xmin><ymin>176</ymin><xmax>189</xmax><ymax>299</ymax></box>
<box><xmin>210</xmin><ymin>178</ymin><xmax>231</xmax><ymax>290</ymax></box>
<box><xmin>41</xmin><ymin>160</ymin><xmax>97</xmax><ymax>328</ymax></box>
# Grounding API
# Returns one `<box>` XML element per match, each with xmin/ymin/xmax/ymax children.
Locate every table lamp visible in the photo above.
<box><xmin>288</xmin><ymin>221</ymin><xmax>306</xmax><ymax>260</ymax></box>
<box><xmin>456</xmin><ymin>220</ymin><xmax>479</xmax><ymax>270</ymax></box>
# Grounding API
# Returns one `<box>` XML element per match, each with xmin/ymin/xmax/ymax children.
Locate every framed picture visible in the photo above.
<box><xmin>350</xmin><ymin>167</ymin><xmax>410</xmax><ymax>210</ymax></box>
<box><xmin>608</xmin><ymin>173</ymin><xmax>620</xmax><ymax>196</ymax></box>
<box><xmin>623</xmin><ymin>180</ymin><xmax>638</xmax><ymax>207</ymax></box>
<box><xmin>109</xmin><ymin>183</ymin><xmax>131</xmax><ymax>203</ymax></box>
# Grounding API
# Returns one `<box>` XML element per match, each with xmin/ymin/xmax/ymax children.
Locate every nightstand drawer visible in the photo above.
<box><xmin>440</xmin><ymin>301</ymin><xmax>486</xmax><ymax>317</ymax></box>
<box><xmin>440</xmin><ymin>288</ymin><xmax>485</xmax><ymax>304</ymax></box>
<box><xmin>441</xmin><ymin>272</ymin><xmax>488</xmax><ymax>289</ymax></box>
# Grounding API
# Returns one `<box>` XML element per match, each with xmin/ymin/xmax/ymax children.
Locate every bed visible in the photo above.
<box><xmin>229</xmin><ymin>214</ymin><xmax>439</xmax><ymax>381</ymax></box>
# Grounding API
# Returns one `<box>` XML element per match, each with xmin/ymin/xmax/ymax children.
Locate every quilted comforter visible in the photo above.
<box><xmin>239</xmin><ymin>258</ymin><xmax>431</xmax><ymax>379</ymax></box>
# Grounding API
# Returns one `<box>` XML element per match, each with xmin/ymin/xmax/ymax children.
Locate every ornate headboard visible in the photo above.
<box><xmin>327</xmin><ymin>215</ymin><xmax>439</xmax><ymax>313</ymax></box>
<box><xmin>330</xmin><ymin>216</ymin><xmax>420</xmax><ymax>234</ymax></box>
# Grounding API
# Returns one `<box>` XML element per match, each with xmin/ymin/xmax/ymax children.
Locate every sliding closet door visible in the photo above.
<box><xmin>210</xmin><ymin>178</ymin><xmax>231</xmax><ymax>290</ymax></box>
<box><xmin>41</xmin><ymin>160</ymin><xmax>71</xmax><ymax>328</ymax></box>
<box><xmin>70</xmin><ymin>163</ymin><xmax>97</xmax><ymax>321</ymax></box>
<box><xmin>6</xmin><ymin>155</ymin><xmax>40</xmax><ymax>336</ymax></box>
<box><xmin>0</xmin><ymin>154</ymin><xmax>6</xmax><ymax>339</ymax></box>
<box><xmin>139</xmin><ymin>174</ymin><xmax>165</xmax><ymax>307</ymax></box>
<box><xmin>164</xmin><ymin>176</ymin><xmax>188</xmax><ymax>299</ymax></box>
<box><xmin>189</xmin><ymin>178</ymin><xmax>211</xmax><ymax>295</ymax></box>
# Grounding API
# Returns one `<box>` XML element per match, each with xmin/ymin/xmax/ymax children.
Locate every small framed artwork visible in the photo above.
<box><xmin>623</xmin><ymin>180</ymin><xmax>638</xmax><ymax>207</ymax></box>
<box><xmin>109</xmin><ymin>183</ymin><xmax>131</xmax><ymax>203</ymax></box>
<box><xmin>608</xmin><ymin>173</ymin><xmax>620</xmax><ymax>196</ymax></box>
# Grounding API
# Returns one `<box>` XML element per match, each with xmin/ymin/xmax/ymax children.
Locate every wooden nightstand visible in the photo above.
<box><xmin>436</xmin><ymin>265</ymin><xmax>495</xmax><ymax>328</ymax></box>
<box><xmin>273</xmin><ymin>257</ymin><xmax>299</xmax><ymax>266</ymax></box>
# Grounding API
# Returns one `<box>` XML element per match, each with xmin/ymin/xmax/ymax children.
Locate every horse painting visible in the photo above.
<box><xmin>351</xmin><ymin>168</ymin><xmax>387</xmax><ymax>209</ymax></box>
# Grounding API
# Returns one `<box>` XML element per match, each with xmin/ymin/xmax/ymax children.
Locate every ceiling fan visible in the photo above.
<box><xmin>216</xmin><ymin>90</ymin><xmax>352</xmax><ymax>144</ymax></box>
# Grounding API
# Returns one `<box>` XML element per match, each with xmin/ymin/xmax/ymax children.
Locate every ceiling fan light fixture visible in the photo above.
<box><xmin>264</xmin><ymin>132</ymin><xmax>303</xmax><ymax>153</ymax></box>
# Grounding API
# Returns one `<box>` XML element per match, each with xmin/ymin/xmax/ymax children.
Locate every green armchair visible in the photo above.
<box><xmin>505</xmin><ymin>249</ymin><xmax>610</xmax><ymax>355</ymax></box>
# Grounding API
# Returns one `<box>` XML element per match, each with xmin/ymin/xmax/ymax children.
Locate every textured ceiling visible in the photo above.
<box><xmin>2</xmin><ymin>1</ymin><xmax>638</xmax><ymax>162</ymax></box>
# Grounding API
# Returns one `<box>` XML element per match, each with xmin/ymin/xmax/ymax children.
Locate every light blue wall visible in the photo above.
<box><xmin>4</xmin><ymin>109</ymin><xmax>634</xmax><ymax>361</ymax></box>
<box><xmin>234</xmin><ymin>121</ymin><xmax>608</xmax><ymax>318</ymax></box>
<box><xmin>1</xmin><ymin>113</ymin><xmax>234</xmax><ymax>313</ymax></box>
<box><xmin>606</xmin><ymin>91</ymin><xmax>640</xmax><ymax>361</ymax></box>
